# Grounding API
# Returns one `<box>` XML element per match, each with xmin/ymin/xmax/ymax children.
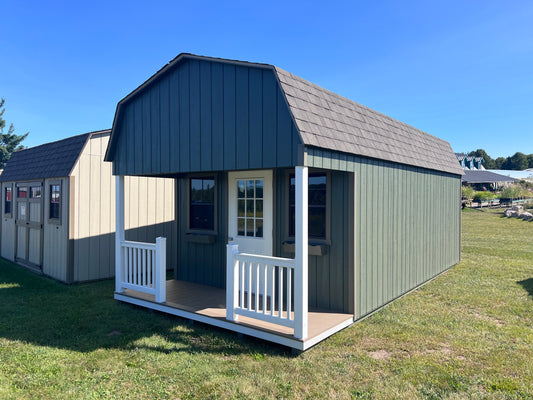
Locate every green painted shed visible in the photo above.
<box><xmin>105</xmin><ymin>53</ymin><xmax>464</xmax><ymax>350</ymax></box>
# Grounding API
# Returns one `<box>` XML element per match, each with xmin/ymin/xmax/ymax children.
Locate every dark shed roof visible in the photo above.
<box><xmin>106</xmin><ymin>53</ymin><xmax>463</xmax><ymax>176</ymax></box>
<box><xmin>462</xmin><ymin>170</ymin><xmax>517</xmax><ymax>184</ymax></box>
<box><xmin>0</xmin><ymin>130</ymin><xmax>110</xmax><ymax>182</ymax></box>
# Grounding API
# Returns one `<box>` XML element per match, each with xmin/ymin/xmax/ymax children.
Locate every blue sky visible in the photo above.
<box><xmin>1</xmin><ymin>0</ymin><xmax>532</xmax><ymax>158</ymax></box>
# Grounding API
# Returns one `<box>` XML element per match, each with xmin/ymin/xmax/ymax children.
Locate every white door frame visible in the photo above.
<box><xmin>227</xmin><ymin>170</ymin><xmax>273</xmax><ymax>256</ymax></box>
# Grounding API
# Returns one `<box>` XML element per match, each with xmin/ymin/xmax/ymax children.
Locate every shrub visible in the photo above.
<box><xmin>461</xmin><ymin>186</ymin><xmax>474</xmax><ymax>200</ymax></box>
<box><xmin>500</xmin><ymin>184</ymin><xmax>533</xmax><ymax>200</ymax></box>
<box><xmin>473</xmin><ymin>191</ymin><xmax>495</xmax><ymax>203</ymax></box>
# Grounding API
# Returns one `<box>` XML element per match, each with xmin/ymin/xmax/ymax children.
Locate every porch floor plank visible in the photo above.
<box><xmin>122</xmin><ymin>280</ymin><xmax>353</xmax><ymax>344</ymax></box>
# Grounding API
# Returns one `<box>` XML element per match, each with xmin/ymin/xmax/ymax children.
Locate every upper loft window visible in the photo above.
<box><xmin>49</xmin><ymin>184</ymin><xmax>61</xmax><ymax>221</ymax></box>
<box><xmin>189</xmin><ymin>177</ymin><xmax>215</xmax><ymax>231</ymax></box>
<box><xmin>289</xmin><ymin>172</ymin><xmax>327</xmax><ymax>240</ymax></box>
<box><xmin>4</xmin><ymin>187</ymin><xmax>12</xmax><ymax>216</ymax></box>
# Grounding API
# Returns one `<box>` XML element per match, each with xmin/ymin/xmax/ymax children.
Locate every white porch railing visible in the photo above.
<box><xmin>116</xmin><ymin>237</ymin><xmax>167</xmax><ymax>303</ymax></box>
<box><xmin>225</xmin><ymin>166</ymin><xmax>308</xmax><ymax>340</ymax></box>
<box><xmin>226</xmin><ymin>244</ymin><xmax>296</xmax><ymax>329</ymax></box>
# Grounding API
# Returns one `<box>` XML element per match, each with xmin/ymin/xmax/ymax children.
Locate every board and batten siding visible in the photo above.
<box><xmin>69</xmin><ymin>133</ymin><xmax>177</xmax><ymax>282</ymax></box>
<box><xmin>175</xmin><ymin>172</ymin><xmax>228</xmax><ymax>288</ymax></box>
<box><xmin>42</xmin><ymin>177</ymin><xmax>70</xmax><ymax>281</ymax></box>
<box><xmin>110</xmin><ymin>58</ymin><xmax>301</xmax><ymax>176</ymax></box>
<box><xmin>306</xmin><ymin>147</ymin><xmax>461</xmax><ymax>319</ymax></box>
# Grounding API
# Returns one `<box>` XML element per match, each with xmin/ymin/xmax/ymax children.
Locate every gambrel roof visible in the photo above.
<box><xmin>276</xmin><ymin>67</ymin><xmax>463</xmax><ymax>175</ymax></box>
<box><xmin>106</xmin><ymin>53</ymin><xmax>463</xmax><ymax>176</ymax></box>
<box><xmin>0</xmin><ymin>130</ymin><xmax>110</xmax><ymax>182</ymax></box>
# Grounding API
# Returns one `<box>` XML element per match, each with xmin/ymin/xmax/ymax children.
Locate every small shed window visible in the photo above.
<box><xmin>17</xmin><ymin>187</ymin><xmax>28</xmax><ymax>198</ymax></box>
<box><xmin>289</xmin><ymin>172</ymin><xmax>327</xmax><ymax>240</ymax></box>
<box><xmin>31</xmin><ymin>186</ymin><xmax>42</xmax><ymax>198</ymax></box>
<box><xmin>4</xmin><ymin>187</ymin><xmax>12</xmax><ymax>216</ymax></box>
<box><xmin>49</xmin><ymin>184</ymin><xmax>61</xmax><ymax>220</ymax></box>
<box><xmin>189</xmin><ymin>177</ymin><xmax>215</xmax><ymax>231</ymax></box>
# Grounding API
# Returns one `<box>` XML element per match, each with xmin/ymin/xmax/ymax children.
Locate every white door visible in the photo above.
<box><xmin>228</xmin><ymin>170</ymin><xmax>273</xmax><ymax>256</ymax></box>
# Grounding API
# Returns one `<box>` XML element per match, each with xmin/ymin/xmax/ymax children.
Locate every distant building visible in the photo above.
<box><xmin>461</xmin><ymin>170</ymin><xmax>516</xmax><ymax>190</ymax></box>
<box><xmin>488</xmin><ymin>170</ymin><xmax>533</xmax><ymax>182</ymax></box>
<box><xmin>455</xmin><ymin>153</ymin><xmax>485</xmax><ymax>170</ymax></box>
<box><xmin>456</xmin><ymin>153</ymin><xmax>516</xmax><ymax>189</ymax></box>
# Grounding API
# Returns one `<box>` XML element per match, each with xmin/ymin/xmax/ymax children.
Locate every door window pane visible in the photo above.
<box><xmin>190</xmin><ymin>177</ymin><xmax>215</xmax><ymax>230</ymax></box>
<box><xmin>237</xmin><ymin>181</ymin><xmax>245</xmax><ymax>198</ymax></box>
<box><xmin>255</xmin><ymin>180</ymin><xmax>263</xmax><ymax>198</ymax></box>
<box><xmin>255</xmin><ymin>200</ymin><xmax>263</xmax><ymax>218</ymax></box>
<box><xmin>17</xmin><ymin>187</ymin><xmax>28</xmax><ymax>198</ymax></box>
<box><xmin>4</xmin><ymin>187</ymin><xmax>12</xmax><ymax>215</ymax></box>
<box><xmin>246</xmin><ymin>180</ymin><xmax>254</xmax><ymax>198</ymax></box>
<box><xmin>31</xmin><ymin>187</ymin><xmax>42</xmax><ymax>199</ymax></box>
<box><xmin>237</xmin><ymin>199</ymin><xmax>245</xmax><ymax>217</ymax></box>
<box><xmin>236</xmin><ymin>179</ymin><xmax>264</xmax><ymax>238</ymax></box>
<box><xmin>246</xmin><ymin>218</ymin><xmax>254</xmax><ymax>237</ymax></box>
<box><xmin>256</xmin><ymin>219</ymin><xmax>263</xmax><ymax>238</ymax></box>
<box><xmin>237</xmin><ymin>218</ymin><xmax>245</xmax><ymax>236</ymax></box>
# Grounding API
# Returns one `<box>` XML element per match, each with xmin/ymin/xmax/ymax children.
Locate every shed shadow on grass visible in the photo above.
<box><xmin>517</xmin><ymin>278</ymin><xmax>533</xmax><ymax>300</ymax></box>
<box><xmin>0</xmin><ymin>259</ymin><xmax>289</xmax><ymax>357</ymax></box>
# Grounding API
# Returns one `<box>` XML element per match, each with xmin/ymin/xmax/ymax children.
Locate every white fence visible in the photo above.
<box><xmin>117</xmin><ymin>237</ymin><xmax>166</xmax><ymax>303</ymax></box>
<box><xmin>226</xmin><ymin>244</ymin><xmax>296</xmax><ymax>329</ymax></box>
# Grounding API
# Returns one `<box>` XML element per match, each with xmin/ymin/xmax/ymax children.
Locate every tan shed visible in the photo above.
<box><xmin>0</xmin><ymin>130</ymin><xmax>176</xmax><ymax>283</ymax></box>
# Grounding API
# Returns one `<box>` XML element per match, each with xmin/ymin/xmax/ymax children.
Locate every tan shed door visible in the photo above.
<box><xmin>15</xmin><ymin>183</ymin><xmax>43</xmax><ymax>269</ymax></box>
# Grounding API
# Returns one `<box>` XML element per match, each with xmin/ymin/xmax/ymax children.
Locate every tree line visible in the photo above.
<box><xmin>467</xmin><ymin>149</ymin><xmax>533</xmax><ymax>170</ymax></box>
<box><xmin>1</xmin><ymin>98</ymin><xmax>28</xmax><ymax>169</ymax></box>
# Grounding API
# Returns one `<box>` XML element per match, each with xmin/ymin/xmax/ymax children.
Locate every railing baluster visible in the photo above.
<box><xmin>270</xmin><ymin>264</ymin><xmax>275</xmax><ymax>316</ymax></box>
<box><xmin>255</xmin><ymin>262</ymin><xmax>260</xmax><ymax>312</ymax></box>
<box><xmin>247</xmin><ymin>261</ymin><xmax>252</xmax><ymax>310</ymax></box>
<box><xmin>152</xmin><ymin>250</ymin><xmax>156</xmax><ymax>287</ymax></box>
<box><xmin>142</xmin><ymin>249</ymin><xmax>146</xmax><ymax>286</ymax></box>
<box><xmin>122</xmin><ymin>246</ymin><xmax>126</xmax><ymax>284</ymax></box>
<box><xmin>128</xmin><ymin>247</ymin><xmax>133</xmax><ymax>284</ymax></box>
<box><xmin>279</xmin><ymin>266</ymin><xmax>284</xmax><ymax>319</ymax></box>
<box><xmin>262</xmin><ymin>264</ymin><xmax>267</xmax><ymax>314</ymax></box>
<box><xmin>288</xmin><ymin>267</ymin><xmax>292</xmax><ymax>321</ymax></box>
<box><xmin>147</xmin><ymin>249</ymin><xmax>152</xmax><ymax>287</ymax></box>
<box><xmin>240</xmin><ymin>260</ymin><xmax>244</xmax><ymax>309</ymax></box>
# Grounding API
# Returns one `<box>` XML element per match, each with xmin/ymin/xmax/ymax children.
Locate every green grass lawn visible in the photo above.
<box><xmin>1</xmin><ymin>209</ymin><xmax>532</xmax><ymax>399</ymax></box>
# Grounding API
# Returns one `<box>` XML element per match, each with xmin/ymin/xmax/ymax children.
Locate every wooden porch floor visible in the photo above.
<box><xmin>117</xmin><ymin>280</ymin><xmax>354</xmax><ymax>350</ymax></box>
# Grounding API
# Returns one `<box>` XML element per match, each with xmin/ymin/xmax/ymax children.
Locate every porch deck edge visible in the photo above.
<box><xmin>114</xmin><ymin>292</ymin><xmax>354</xmax><ymax>351</ymax></box>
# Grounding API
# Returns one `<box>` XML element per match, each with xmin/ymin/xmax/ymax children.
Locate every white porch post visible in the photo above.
<box><xmin>294</xmin><ymin>166</ymin><xmax>308</xmax><ymax>340</ymax></box>
<box><xmin>115</xmin><ymin>175</ymin><xmax>125</xmax><ymax>293</ymax></box>
<box><xmin>226</xmin><ymin>243</ymin><xmax>240</xmax><ymax>322</ymax></box>
<box><xmin>155</xmin><ymin>237</ymin><xmax>167</xmax><ymax>303</ymax></box>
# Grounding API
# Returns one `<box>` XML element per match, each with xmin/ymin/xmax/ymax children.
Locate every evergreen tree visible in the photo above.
<box><xmin>494</xmin><ymin>157</ymin><xmax>506</xmax><ymax>169</ymax></box>
<box><xmin>0</xmin><ymin>98</ymin><xmax>28</xmax><ymax>169</ymax></box>
<box><xmin>508</xmin><ymin>152</ymin><xmax>529</xmax><ymax>170</ymax></box>
<box><xmin>527</xmin><ymin>154</ymin><xmax>533</xmax><ymax>169</ymax></box>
